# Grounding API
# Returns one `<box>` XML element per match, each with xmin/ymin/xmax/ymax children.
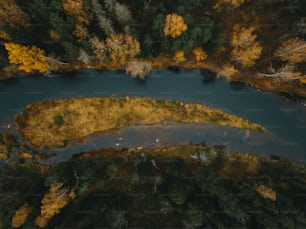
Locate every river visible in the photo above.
<box><xmin>0</xmin><ymin>69</ymin><xmax>306</xmax><ymax>163</ymax></box>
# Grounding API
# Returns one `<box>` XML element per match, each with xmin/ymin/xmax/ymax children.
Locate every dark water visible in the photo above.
<box><xmin>1</xmin><ymin>69</ymin><xmax>306</xmax><ymax>162</ymax></box>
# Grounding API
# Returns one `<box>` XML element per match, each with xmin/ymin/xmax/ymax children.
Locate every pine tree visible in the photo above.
<box><xmin>92</xmin><ymin>0</ymin><xmax>115</xmax><ymax>36</ymax></box>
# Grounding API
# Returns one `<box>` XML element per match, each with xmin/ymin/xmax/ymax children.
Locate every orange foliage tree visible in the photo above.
<box><xmin>61</xmin><ymin>0</ymin><xmax>91</xmax><ymax>41</ymax></box>
<box><xmin>11</xmin><ymin>203</ymin><xmax>32</xmax><ymax>228</ymax></box>
<box><xmin>106</xmin><ymin>33</ymin><xmax>140</xmax><ymax>64</ymax></box>
<box><xmin>192</xmin><ymin>47</ymin><xmax>208</xmax><ymax>62</ymax></box>
<box><xmin>274</xmin><ymin>37</ymin><xmax>306</xmax><ymax>63</ymax></box>
<box><xmin>4</xmin><ymin>43</ymin><xmax>49</xmax><ymax>73</ymax></box>
<box><xmin>231</xmin><ymin>25</ymin><xmax>262</xmax><ymax>67</ymax></box>
<box><xmin>163</xmin><ymin>14</ymin><xmax>188</xmax><ymax>38</ymax></box>
<box><xmin>35</xmin><ymin>182</ymin><xmax>76</xmax><ymax>228</ymax></box>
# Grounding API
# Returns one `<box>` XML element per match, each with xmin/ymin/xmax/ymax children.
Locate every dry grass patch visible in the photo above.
<box><xmin>16</xmin><ymin>97</ymin><xmax>265</xmax><ymax>148</ymax></box>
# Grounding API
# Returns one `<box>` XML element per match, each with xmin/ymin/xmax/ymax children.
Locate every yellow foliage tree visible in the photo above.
<box><xmin>35</xmin><ymin>182</ymin><xmax>76</xmax><ymax>228</ymax></box>
<box><xmin>4</xmin><ymin>43</ymin><xmax>49</xmax><ymax>73</ymax></box>
<box><xmin>192</xmin><ymin>47</ymin><xmax>208</xmax><ymax>62</ymax></box>
<box><xmin>106</xmin><ymin>33</ymin><xmax>140</xmax><ymax>64</ymax></box>
<box><xmin>231</xmin><ymin>25</ymin><xmax>262</xmax><ymax>67</ymax></box>
<box><xmin>274</xmin><ymin>37</ymin><xmax>306</xmax><ymax>63</ymax></box>
<box><xmin>163</xmin><ymin>14</ymin><xmax>188</xmax><ymax>38</ymax></box>
<box><xmin>11</xmin><ymin>203</ymin><xmax>32</xmax><ymax>228</ymax></box>
<box><xmin>173</xmin><ymin>51</ymin><xmax>186</xmax><ymax>64</ymax></box>
<box><xmin>214</xmin><ymin>0</ymin><xmax>245</xmax><ymax>12</ymax></box>
<box><xmin>256</xmin><ymin>184</ymin><xmax>277</xmax><ymax>201</ymax></box>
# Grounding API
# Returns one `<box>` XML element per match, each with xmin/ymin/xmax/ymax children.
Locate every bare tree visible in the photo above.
<box><xmin>259</xmin><ymin>63</ymin><xmax>302</xmax><ymax>81</ymax></box>
<box><xmin>274</xmin><ymin>37</ymin><xmax>306</xmax><ymax>63</ymax></box>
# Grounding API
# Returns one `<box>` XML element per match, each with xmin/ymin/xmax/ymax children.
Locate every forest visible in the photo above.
<box><xmin>0</xmin><ymin>0</ymin><xmax>305</xmax><ymax>95</ymax></box>
<box><xmin>2</xmin><ymin>145</ymin><xmax>306</xmax><ymax>228</ymax></box>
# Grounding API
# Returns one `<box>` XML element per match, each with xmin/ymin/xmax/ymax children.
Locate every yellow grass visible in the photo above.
<box><xmin>16</xmin><ymin>97</ymin><xmax>265</xmax><ymax>148</ymax></box>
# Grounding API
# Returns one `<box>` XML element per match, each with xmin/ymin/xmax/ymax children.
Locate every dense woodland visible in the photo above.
<box><xmin>0</xmin><ymin>0</ymin><xmax>305</xmax><ymax>83</ymax></box>
<box><xmin>1</xmin><ymin>146</ymin><xmax>306</xmax><ymax>228</ymax></box>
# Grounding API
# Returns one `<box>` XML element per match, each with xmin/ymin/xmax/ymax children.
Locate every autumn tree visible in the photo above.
<box><xmin>106</xmin><ymin>33</ymin><xmax>140</xmax><ymax>64</ymax></box>
<box><xmin>11</xmin><ymin>203</ymin><xmax>32</xmax><ymax>228</ymax></box>
<box><xmin>274</xmin><ymin>37</ymin><xmax>306</xmax><ymax>63</ymax></box>
<box><xmin>173</xmin><ymin>51</ymin><xmax>186</xmax><ymax>63</ymax></box>
<box><xmin>231</xmin><ymin>25</ymin><xmax>262</xmax><ymax>67</ymax></box>
<box><xmin>192</xmin><ymin>47</ymin><xmax>208</xmax><ymax>62</ymax></box>
<box><xmin>35</xmin><ymin>182</ymin><xmax>76</xmax><ymax>228</ymax></box>
<box><xmin>4</xmin><ymin>43</ymin><xmax>49</xmax><ymax>73</ymax></box>
<box><xmin>214</xmin><ymin>0</ymin><xmax>245</xmax><ymax>12</ymax></box>
<box><xmin>61</xmin><ymin>0</ymin><xmax>91</xmax><ymax>41</ymax></box>
<box><xmin>163</xmin><ymin>14</ymin><xmax>188</xmax><ymax>38</ymax></box>
<box><xmin>125</xmin><ymin>60</ymin><xmax>152</xmax><ymax>80</ymax></box>
<box><xmin>89</xmin><ymin>36</ymin><xmax>107</xmax><ymax>61</ymax></box>
<box><xmin>0</xmin><ymin>0</ymin><xmax>29</xmax><ymax>28</ymax></box>
<box><xmin>256</xmin><ymin>184</ymin><xmax>277</xmax><ymax>201</ymax></box>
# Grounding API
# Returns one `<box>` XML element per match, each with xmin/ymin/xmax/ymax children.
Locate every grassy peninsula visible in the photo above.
<box><xmin>16</xmin><ymin>97</ymin><xmax>265</xmax><ymax>148</ymax></box>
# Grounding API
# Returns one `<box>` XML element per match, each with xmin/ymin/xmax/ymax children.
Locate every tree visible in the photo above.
<box><xmin>35</xmin><ymin>182</ymin><xmax>76</xmax><ymax>228</ymax></box>
<box><xmin>259</xmin><ymin>63</ymin><xmax>302</xmax><ymax>81</ymax></box>
<box><xmin>231</xmin><ymin>25</ymin><xmax>262</xmax><ymax>67</ymax></box>
<box><xmin>11</xmin><ymin>203</ymin><xmax>32</xmax><ymax>228</ymax></box>
<box><xmin>61</xmin><ymin>0</ymin><xmax>91</xmax><ymax>25</ymax></box>
<box><xmin>192</xmin><ymin>47</ymin><xmax>208</xmax><ymax>62</ymax></box>
<box><xmin>91</xmin><ymin>0</ymin><xmax>115</xmax><ymax>36</ymax></box>
<box><xmin>163</xmin><ymin>14</ymin><xmax>188</xmax><ymax>38</ymax></box>
<box><xmin>73</xmin><ymin>24</ymin><xmax>89</xmax><ymax>41</ymax></box>
<box><xmin>125</xmin><ymin>60</ymin><xmax>152</xmax><ymax>80</ymax></box>
<box><xmin>106</xmin><ymin>33</ymin><xmax>140</xmax><ymax>64</ymax></box>
<box><xmin>214</xmin><ymin>0</ymin><xmax>245</xmax><ymax>12</ymax></box>
<box><xmin>78</xmin><ymin>49</ymin><xmax>91</xmax><ymax>64</ymax></box>
<box><xmin>274</xmin><ymin>37</ymin><xmax>306</xmax><ymax>63</ymax></box>
<box><xmin>256</xmin><ymin>184</ymin><xmax>277</xmax><ymax>201</ymax></box>
<box><xmin>173</xmin><ymin>51</ymin><xmax>186</xmax><ymax>63</ymax></box>
<box><xmin>4</xmin><ymin>43</ymin><xmax>49</xmax><ymax>73</ymax></box>
<box><xmin>0</xmin><ymin>0</ymin><xmax>29</xmax><ymax>27</ymax></box>
<box><xmin>114</xmin><ymin>2</ymin><xmax>132</xmax><ymax>24</ymax></box>
<box><xmin>89</xmin><ymin>36</ymin><xmax>107</xmax><ymax>61</ymax></box>
<box><xmin>61</xmin><ymin>0</ymin><xmax>91</xmax><ymax>41</ymax></box>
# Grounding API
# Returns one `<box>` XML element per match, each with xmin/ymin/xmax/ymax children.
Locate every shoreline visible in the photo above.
<box><xmin>2</xmin><ymin>56</ymin><xmax>305</xmax><ymax>98</ymax></box>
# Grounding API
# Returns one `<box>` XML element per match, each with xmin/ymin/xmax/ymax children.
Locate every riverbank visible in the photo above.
<box><xmin>16</xmin><ymin>97</ymin><xmax>265</xmax><ymax>149</ymax></box>
<box><xmin>39</xmin><ymin>55</ymin><xmax>306</xmax><ymax>98</ymax></box>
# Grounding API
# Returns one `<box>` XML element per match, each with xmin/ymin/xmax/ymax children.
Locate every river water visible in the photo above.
<box><xmin>0</xmin><ymin>69</ymin><xmax>305</xmax><ymax>162</ymax></box>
